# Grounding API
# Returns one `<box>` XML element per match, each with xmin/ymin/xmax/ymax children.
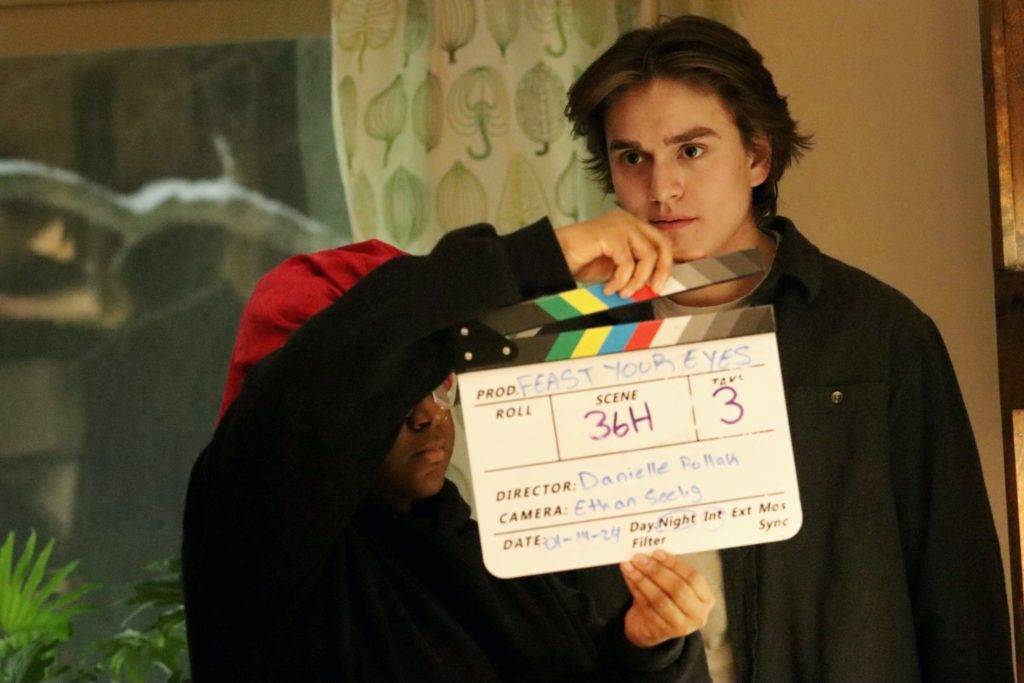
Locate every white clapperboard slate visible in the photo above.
<box><xmin>453</xmin><ymin>249</ymin><xmax>802</xmax><ymax>579</ymax></box>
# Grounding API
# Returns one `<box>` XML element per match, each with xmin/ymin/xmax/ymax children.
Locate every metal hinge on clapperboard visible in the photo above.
<box><xmin>453</xmin><ymin>248</ymin><xmax>774</xmax><ymax>372</ymax></box>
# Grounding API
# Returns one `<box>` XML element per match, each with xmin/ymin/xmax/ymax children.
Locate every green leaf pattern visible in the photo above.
<box><xmin>383</xmin><ymin>166</ymin><xmax>430</xmax><ymax>247</ymax></box>
<box><xmin>525</xmin><ymin>0</ymin><xmax>571</xmax><ymax>57</ymax></box>
<box><xmin>572</xmin><ymin>0</ymin><xmax>609</xmax><ymax>48</ymax></box>
<box><xmin>496</xmin><ymin>153</ymin><xmax>549</xmax><ymax>234</ymax></box>
<box><xmin>337</xmin><ymin>76</ymin><xmax>358</xmax><ymax>169</ymax></box>
<box><xmin>555</xmin><ymin>150</ymin><xmax>610</xmax><ymax>222</ymax></box>
<box><xmin>435</xmin><ymin>0</ymin><xmax>477</xmax><ymax>64</ymax></box>
<box><xmin>334</xmin><ymin>0</ymin><xmax>401</xmax><ymax>72</ymax></box>
<box><xmin>332</xmin><ymin>0</ymin><xmax>738</xmax><ymax>248</ymax></box>
<box><xmin>403</xmin><ymin>0</ymin><xmax>431</xmax><ymax>67</ymax></box>
<box><xmin>436</xmin><ymin>161</ymin><xmax>488</xmax><ymax>231</ymax></box>
<box><xmin>483</xmin><ymin>0</ymin><xmax>522</xmax><ymax>57</ymax></box>
<box><xmin>515</xmin><ymin>62</ymin><xmax>565</xmax><ymax>156</ymax></box>
<box><xmin>447</xmin><ymin>66</ymin><xmax>510</xmax><ymax>160</ymax></box>
<box><xmin>351</xmin><ymin>171</ymin><xmax>378</xmax><ymax>235</ymax></box>
<box><xmin>615</xmin><ymin>0</ymin><xmax>643</xmax><ymax>33</ymax></box>
<box><xmin>364</xmin><ymin>75</ymin><xmax>408</xmax><ymax>166</ymax></box>
<box><xmin>412</xmin><ymin>71</ymin><xmax>443</xmax><ymax>152</ymax></box>
<box><xmin>555</xmin><ymin>151</ymin><xmax>580</xmax><ymax>221</ymax></box>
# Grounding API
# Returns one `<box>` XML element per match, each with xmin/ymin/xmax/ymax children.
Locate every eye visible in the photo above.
<box><xmin>618</xmin><ymin>150</ymin><xmax>643</xmax><ymax>166</ymax></box>
<box><xmin>681</xmin><ymin>144</ymin><xmax>704</xmax><ymax>159</ymax></box>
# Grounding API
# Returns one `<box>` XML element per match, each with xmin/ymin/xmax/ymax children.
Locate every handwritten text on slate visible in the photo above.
<box><xmin>459</xmin><ymin>331</ymin><xmax>802</xmax><ymax>579</ymax></box>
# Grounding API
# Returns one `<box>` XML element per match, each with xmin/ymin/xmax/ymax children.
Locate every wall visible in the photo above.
<box><xmin>0</xmin><ymin>0</ymin><xmax>329</xmax><ymax>57</ymax></box>
<box><xmin>741</xmin><ymin>0</ymin><xmax>1010</xmax><ymax>589</ymax></box>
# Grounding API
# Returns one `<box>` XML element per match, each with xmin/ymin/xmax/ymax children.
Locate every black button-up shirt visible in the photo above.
<box><xmin>567</xmin><ymin>217</ymin><xmax>1012</xmax><ymax>682</ymax></box>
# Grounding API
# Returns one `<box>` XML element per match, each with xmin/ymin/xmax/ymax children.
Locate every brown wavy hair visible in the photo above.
<box><xmin>566</xmin><ymin>14</ymin><xmax>813</xmax><ymax>224</ymax></box>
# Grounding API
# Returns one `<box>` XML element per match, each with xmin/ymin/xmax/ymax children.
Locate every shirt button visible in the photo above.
<box><xmin>830</xmin><ymin>390</ymin><xmax>844</xmax><ymax>404</ymax></box>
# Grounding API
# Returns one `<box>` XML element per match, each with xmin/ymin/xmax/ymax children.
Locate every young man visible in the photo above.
<box><xmin>182</xmin><ymin>213</ymin><xmax>717</xmax><ymax>681</ymax></box>
<box><xmin>559</xmin><ymin>14</ymin><xmax>1013</xmax><ymax>683</ymax></box>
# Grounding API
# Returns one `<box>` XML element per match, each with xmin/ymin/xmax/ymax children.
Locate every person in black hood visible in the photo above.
<box><xmin>183</xmin><ymin>212</ymin><xmax>715</xmax><ymax>682</ymax></box>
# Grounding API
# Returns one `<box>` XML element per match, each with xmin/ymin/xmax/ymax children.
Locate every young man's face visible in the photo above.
<box><xmin>604</xmin><ymin>78</ymin><xmax>770</xmax><ymax>263</ymax></box>
<box><xmin>374</xmin><ymin>394</ymin><xmax>455</xmax><ymax>509</ymax></box>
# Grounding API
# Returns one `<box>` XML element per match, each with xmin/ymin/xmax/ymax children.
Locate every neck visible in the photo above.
<box><xmin>668</xmin><ymin>228</ymin><xmax>776</xmax><ymax>307</ymax></box>
<box><xmin>372</xmin><ymin>486</ymin><xmax>413</xmax><ymax>512</ymax></box>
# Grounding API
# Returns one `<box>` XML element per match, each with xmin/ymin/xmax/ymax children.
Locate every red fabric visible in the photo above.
<box><xmin>217</xmin><ymin>239</ymin><xmax>406</xmax><ymax>422</ymax></box>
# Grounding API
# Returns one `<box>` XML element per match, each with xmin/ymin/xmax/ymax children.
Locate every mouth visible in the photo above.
<box><xmin>414</xmin><ymin>442</ymin><xmax>448</xmax><ymax>464</ymax></box>
<box><xmin>649</xmin><ymin>216</ymin><xmax>697</xmax><ymax>231</ymax></box>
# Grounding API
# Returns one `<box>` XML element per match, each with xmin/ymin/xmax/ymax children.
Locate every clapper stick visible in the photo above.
<box><xmin>455</xmin><ymin>248</ymin><xmax>767</xmax><ymax>371</ymax></box>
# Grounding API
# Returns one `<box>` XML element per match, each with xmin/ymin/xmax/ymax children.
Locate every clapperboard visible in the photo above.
<box><xmin>454</xmin><ymin>250</ymin><xmax>802</xmax><ymax>579</ymax></box>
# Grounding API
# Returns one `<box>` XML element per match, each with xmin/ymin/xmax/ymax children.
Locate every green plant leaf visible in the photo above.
<box><xmin>10</xmin><ymin>533</ymin><xmax>37</xmax><ymax>593</ymax></box>
<box><xmin>0</xmin><ymin>635</ymin><xmax>58</xmax><ymax>683</ymax></box>
<box><xmin>47</xmin><ymin>581</ymin><xmax>99</xmax><ymax>620</ymax></box>
<box><xmin>0</xmin><ymin>532</ymin><xmax>16</xmax><ymax>595</ymax></box>
<box><xmin>95</xmin><ymin>558</ymin><xmax>188</xmax><ymax>683</ymax></box>
<box><xmin>0</xmin><ymin>531</ymin><xmax>96</xmax><ymax>683</ymax></box>
<box><xmin>19</xmin><ymin>538</ymin><xmax>53</xmax><ymax>609</ymax></box>
<box><xmin>22</xmin><ymin>558</ymin><xmax>76</xmax><ymax>624</ymax></box>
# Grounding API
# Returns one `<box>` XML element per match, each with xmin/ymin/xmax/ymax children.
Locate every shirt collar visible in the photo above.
<box><xmin>754</xmin><ymin>216</ymin><xmax>823</xmax><ymax>305</ymax></box>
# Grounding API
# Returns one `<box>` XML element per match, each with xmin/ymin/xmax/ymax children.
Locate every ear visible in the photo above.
<box><xmin>747</xmin><ymin>136</ymin><xmax>771</xmax><ymax>188</ymax></box>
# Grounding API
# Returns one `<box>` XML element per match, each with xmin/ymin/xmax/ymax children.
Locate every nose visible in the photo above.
<box><xmin>648</xmin><ymin>157</ymin><xmax>683</xmax><ymax>205</ymax></box>
<box><xmin>405</xmin><ymin>395</ymin><xmax>449</xmax><ymax>432</ymax></box>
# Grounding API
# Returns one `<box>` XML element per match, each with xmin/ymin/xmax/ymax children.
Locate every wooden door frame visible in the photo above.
<box><xmin>980</xmin><ymin>0</ymin><xmax>1024</xmax><ymax>678</ymax></box>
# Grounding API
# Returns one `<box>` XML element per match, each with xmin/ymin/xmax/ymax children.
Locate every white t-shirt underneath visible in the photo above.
<box><xmin>649</xmin><ymin>233</ymin><xmax>779</xmax><ymax>682</ymax></box>
<box><xmin>652</xmin><ymin>291</ymin><xmax>740</xmax><ymax>683</ymax></box>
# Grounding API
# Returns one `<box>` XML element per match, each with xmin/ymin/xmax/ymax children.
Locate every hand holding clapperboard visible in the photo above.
<box><xmin>453</xmin><ymin>249</ymin><xmax>802</xmax><ymax>579</ymax></box>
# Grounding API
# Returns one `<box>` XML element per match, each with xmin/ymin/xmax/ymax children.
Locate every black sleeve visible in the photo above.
<box><xmin>888</xmin><ymin>315</ymin><xmax>1013</xmax><ymax>681</ymax></box>
<box><xmin>183</xmin><ymin>219</ymin><xmax>573</xmax><ymax>631</ymax></box>
<box><xmin>553</xmin><ymin>573</ymin><xmax>711</xmax><ymax>682</ymax></box>
<box><xmin>600</xmin><ymin>616</ymin><xmax>710</xmax><ymax>683</ymax></box>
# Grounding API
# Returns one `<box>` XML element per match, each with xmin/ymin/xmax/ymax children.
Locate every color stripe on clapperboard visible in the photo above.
<box><xmin>507</xmin><ymin>305</ymin><xmax>776</xmax><ymax>366</ymax></box>
<box><xmin>478</xmin><ymin>249</ymin><xmax>763</xmax><ymax>336</ymax></box>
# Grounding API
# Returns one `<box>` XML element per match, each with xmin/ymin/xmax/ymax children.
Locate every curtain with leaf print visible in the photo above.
<box><xmin>330</xmin><ymin>0</ymin><xmax>739</xmax><ymax>253</ymax></box>
<box><xmin>328</xmin><ymin>0</ymin><xmax>737</xmax><ymax>503</ymax></box>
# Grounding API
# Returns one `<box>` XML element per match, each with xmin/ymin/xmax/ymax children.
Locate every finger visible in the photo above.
<box><xmin>649</xmin><ymin>550</ymin><xmax>716</xmax><ymax>605</ymax></box>
<box><xmin>621</xmin><ymin>232</ymin><xmax>657</xmax><ymax>297</ymax></box>
<box><xmin>620</xmin><ymin>561</ymin><xmax>674</xmax><ymax>630</ymax></box>
<box><xmin>638</xmin><ymin>223</ymin><xmax>674</xmax><ymax>293</ymax></box>
<box><xmin>624</xmin><ymin>554</ymin><xmax>693</xmax><ymax>622</ymax></box>
<box><xmin>627</xmin><ymin>553</ymin><xmax>709</xmax><ymax>631</ymax></box>
<box><xmin>620</xmin><ymin>560</ymin><xmax>653</xmax><ymax>609</ymax></box>
<box><xmin>602</xmin><ymin>237</ymin><xmax>637</xmax><ymax>296</ymax></box>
